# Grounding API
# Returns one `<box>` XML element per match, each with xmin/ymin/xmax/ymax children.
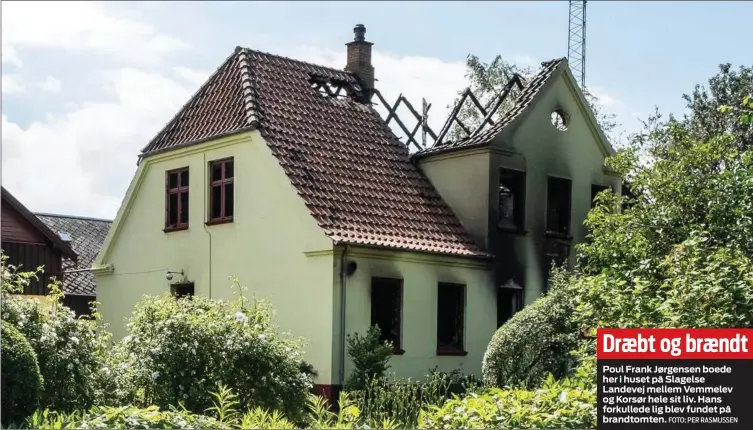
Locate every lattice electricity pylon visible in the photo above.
<box><xmin>373</xmin><ymin>90</ymin><xmax>437</xmax><ymax>151</ymax></box>
<box><xmin>568</xmin><ymin>0</ymin><xmax>587</xmax><ymax>88</ymax></box>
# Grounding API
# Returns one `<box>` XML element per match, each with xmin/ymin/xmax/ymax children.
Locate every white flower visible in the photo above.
<box><xmin>259</xmin><ymin>334</ymin><xmax>266</xmax><ymax>341</ymax></box>
<box><xmin>70</xmin><ymin>336</ymin><xmax>80</xmax><ymax>345</ymax></box>
<box><xmin>151</xmin><ymin>371</ymin><xmax>160</xmax><ymax>381</ymax></box>
<box><xmin>67</xmin><ymin>363</ymin><xmax>74</xmax><ymax>370</ymax></box>
<box><xmin>182</xmin><ymin>342</ymin><xmax>188</xmax><ymax>348</ymax></box>
<box><xmin>183</xmin><ymin>393</ymin><xmax>188</xmax><ymax>399</ymax></box>
<box><xmin>235</xmin><ymin>311</ymin><xmax>247</xmax><ymax>324</ymax></box>
<box><xmin>179</xmin><ymin>384</ymin><xmax>184</xmax><ymax>390</ymax></box>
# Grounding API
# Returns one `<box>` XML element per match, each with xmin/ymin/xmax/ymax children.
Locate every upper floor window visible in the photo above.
<box><xmin>546</xmin><ymin>176</ymin><xmax>572</xmax><ymax>236</ymax></box>
<box><xmin>437</xmin><ymin>283</ymin><xmax>466</xmax><ymax>355</ymax></box>
<box><xmin>590</xmin><ymin>184</ymin><xmax>612</xmax><ymax>209</ymax></box>
<box><xmin>498</xmin><ymin>169</ymin><xmax>526</xmax><ymax>231</ymax></box>
<box><xmin>371</xmin><ymin>277</ymin><xmax>403</xmax><ymax>354</ymax></box>
<box><xmin>208</xmin><ymin>158</ymin><xmax>234</xmax><ymax>223</ymax></box>
<box><xmin>165</xmin><ymin>167</ymin><xmax>189</xmax><ymax>231</ymax></box>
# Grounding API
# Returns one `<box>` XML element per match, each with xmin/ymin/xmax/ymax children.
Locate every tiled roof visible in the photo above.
<box><xmin>415</xmin><ymin>58</ymin><xmax>567</xmax><ymax>158</ymax></box>
<box><xmin>36</xmin><ymin>213</ymin><xmax>112</xmax><ymax>297</ymax></box>
<box><xmin>141</xmin><ymin>47</ymin><xmax>489</xmax><ymax>258</ymax></box>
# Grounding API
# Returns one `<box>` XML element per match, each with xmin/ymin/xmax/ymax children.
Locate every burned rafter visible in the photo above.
<box><xmin>432</xmin><ymin>73</ymin><xmax>525</xmax><ymax>148</ymax></box>
<box><xmin>308</xmin><ymin>74</ymin><xmax>358</xmax><ymax>99</ymax></box>
<box><xmin>373</xmin><ymin>89</ymin><xmax>437</xmax><ymax>152</ymax></box>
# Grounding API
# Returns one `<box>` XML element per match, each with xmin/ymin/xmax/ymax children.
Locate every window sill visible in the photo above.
<box><xmin>436</xmin><ymin>347</ymin><xmax>468</xmax><ymax>356</ymax></box>
<box><xmin>163</xmin><ymin>225</ymin><xmax>189</xmax><ymax>233</ymax></box>
<box><xmin>393</xmin><ymin>348</ymin><xmax>406</xmax><ymax>356</ymax></box>
<box><xmin>206</xmin><ymin>218</ymin><xmax>234</xmax><ymax>226</ymax></box>
<box><xmin>498</xmin><ymin>225</ymin><xmax>527</xmax><ymax>235</ymax></box>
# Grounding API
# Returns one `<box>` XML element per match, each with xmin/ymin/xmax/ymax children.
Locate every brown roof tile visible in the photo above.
<box><xmin>141</xmin><ymin>48</ymin><xmax>490</xmax><ymax>258</ymax></box>
<box><xmin>415</xmin><ymin>58</ymin><xmax>566</xmax><ymax>158</ymax></box>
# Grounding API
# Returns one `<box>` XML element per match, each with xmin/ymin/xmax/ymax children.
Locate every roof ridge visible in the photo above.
<box><xmin>34</xmin><ymin>212</ymin><xmax>113</xmax><ymax>223</ymax></box>
<box><xmin>235</xmin><ymin>49</ymin><xmax>261</xmax><ymax>126</ymax></box>
<box><xmin>139</xmin><ymin>48</ymin><xmax>245</xmax><ymax>156</ymax></box>
<box><xmin>238</xmin><ymin>46</ymin><xmax>356</xmax><ymax>80</ymax></box>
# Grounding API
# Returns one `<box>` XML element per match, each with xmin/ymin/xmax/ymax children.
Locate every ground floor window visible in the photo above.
<box><xmin>170</xmin><ymin>282</ymin><xmax>195</xmax><ymax>298</ymax></box>
<box><xmin>497</xmin><ymin>281</ymin><xmax>523</xmax><ymax>327</ymax></box>
<box><xmin>370</xmin><ymin>277</ymin><xmax>402</xmax><ymax>351</ymax></box>
<box><xmin>437</xmin><ymin>283</ymin><xmax>465</xmax><ymax>353</ymax></box>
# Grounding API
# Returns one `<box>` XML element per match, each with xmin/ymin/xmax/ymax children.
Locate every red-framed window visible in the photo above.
<box><xmin>165</xmin><ymin>167</ymin><xmax>189</xmax><ymax>231</ymax></box>
<box><xmin>208</xmin><ymin>157</ymin><xmax>234</xmax><ymax>223</ymax></box>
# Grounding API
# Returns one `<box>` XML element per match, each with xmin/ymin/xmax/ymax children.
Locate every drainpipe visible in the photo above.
<box><xmin>203</xmin><ymin>152</ymin><xmax>213</xmax><ymax>298</ymax></box>
<box><xmin>338</xmin><ymin>244</ymin><xmax>350</xmax><ymax>387</ymax></box>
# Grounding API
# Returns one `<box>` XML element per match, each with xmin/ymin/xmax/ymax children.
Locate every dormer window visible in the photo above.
<box><xmin>498</xmin><ymin>169</ymin><xmax>526</xmax><ymax>231</ymax></box>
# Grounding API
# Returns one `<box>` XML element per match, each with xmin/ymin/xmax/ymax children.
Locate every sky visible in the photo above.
<box><xmin>2</xmin><ymin>1</ymin><xmax>752</xmax><ymax>220</ymax></box>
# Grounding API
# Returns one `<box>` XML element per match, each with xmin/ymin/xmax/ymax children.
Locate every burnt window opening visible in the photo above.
<box><xmin>498</xmin><ymin>169</ymin><xmax>526</xmax><ymax>231</ymax></box>
<box><xmin>166</xmin><ymin>167</ymin><xmax>189</xmax><ymax>230</ymax></box>
<box><xmin>437</xmin><ymin>283</ymin><xmax>465</xmax><ymax>353</ymax></box>
<box><xmin>171</xmin><ymin>282</ymin><xmax>194</xmax><ymax>298</ymax></box>
<box><xmin>546</xmin><ymin>177</ymin><xmax>572</xmax><ymax>236</ymax></box>
<box><xmin>497</xmin><ymin>281</ymin><xmax>524</xmax><ymax>327</ymax></box>
<box><xmin>370</xmin><ymin>277</ymin><xmax>402</xmax><ymax>351</ymax></box>
<box><xmin>208</xmin><ymin>158</ymin><xmax>234</xmax><ymax>223</ymax></box>
<box><xmin>591</xmin><ymin>184</ymin><xmax>612</xmax><ymax>209</ymax></box>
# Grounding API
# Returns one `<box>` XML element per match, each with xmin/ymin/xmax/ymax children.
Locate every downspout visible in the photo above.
<box><xmin>203</xmin><ymin>152</ymin><xmax>213</xmax><ymax>298</ymax></box>
<box><xmin>338</xmin><ymin>244</ymin><xmax>350</xmax><ymax>387</ymax></box>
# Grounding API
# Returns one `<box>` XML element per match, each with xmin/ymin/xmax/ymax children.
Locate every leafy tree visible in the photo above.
<box><xmin>681</xmin><ymin>64</ymin><xmax>752</xmax><ymax>150</ymax></box>
<box><xmin>571</xmin><ymin>92</ymin><xmax>753</xmax><ymax>330</ymax></box>
<box><xmin>448</xmin><ymin>54</ymin><xmax>619</xmax><ymax>142</ymax></box>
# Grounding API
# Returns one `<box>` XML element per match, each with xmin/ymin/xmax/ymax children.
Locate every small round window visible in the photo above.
<box><xmin>550</xmin><ymin>109</ymin><xmax>569</xmax><ymax>131</ymax></box>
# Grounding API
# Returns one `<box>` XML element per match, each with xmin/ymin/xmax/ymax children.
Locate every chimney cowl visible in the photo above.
<box><xmin>353</xmin><ymin>24</ymin><xmax>366</xmax><ymax>42</ymax></box>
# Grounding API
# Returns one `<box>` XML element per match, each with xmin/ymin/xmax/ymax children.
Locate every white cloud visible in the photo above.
<box><xmin>2</xmin><ymin>74</ymin><xmax>25</xmax><ymax>94</ymax></box>
<box><xmin>38</xmin><ymin>76</ymin><xmax>62</xmax><ymax>93</ymax></box>
<box><xmin>2</xmin><ymin>68</ymin><xmax>200</xmax><ymax>218</ymax></box>
<box><xmin>588</xmin><ymin>85</ymin><xmax>623</xmax><ymax>109</ymax></box>
<box><xmin>173</xmin><ymin>66</ymin><xmax>213</xmax><ymax>88</ymax></box>
<box><xmin>1</xmin><ymin>43</ymin><xmax>23</xmax><ymax>68</ymax></box>
<box><xmin>1</xmin><ymin>1</ymin><xmax>187</xmax><ymax>64</ymax></box>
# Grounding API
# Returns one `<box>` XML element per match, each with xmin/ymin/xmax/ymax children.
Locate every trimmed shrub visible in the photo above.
<box><xmin>345</xmin><ymin>325</ymin><xmax>394</xmax><ymax>390</ymax></box>
<box><xmin>108</xmin><ymin>282</ymin><xmax>312</xmax><ymax>421</ymax></box>
<box><xmin>482</xmin><ymin>269</ymin><xmax>579</xmax><ymax>388</ymax></box>
<box><xmin>1</xmin><ymin>260</ymin><xmax>110</xmax><ymax>412</ymax></box>
<box><xmin>1</xmin><ymin>321</ymin><xmax>44</xmax><ymax>426</ymax></box>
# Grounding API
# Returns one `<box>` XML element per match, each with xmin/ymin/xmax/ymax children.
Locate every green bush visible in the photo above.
<box><xmin>345</xmin><ymin>325</ymin><xmax>394</xmax><ymax>390</ymax></box>
<box><xmin>418</xmin><ymin>379</ymin><xmax>596</xmax><ymax>429</ymax></box>
<box><xmin>1</xmin><ymin>260</ymin><xmax>110</xmax><ymax>412</ymax></box>
<box><xmin>108</xmin><ymin>281</ymin><xmax>312</xmax><ymax>421</ymax></box>
<box><xmin>482</xmin><ymin>269</ymin><xmax>579</xmax><ymax>388</ymax></box>
<box><xmin>1</xmin><ymin>321</ymin><xmax>44</xmax><ymax>426</ymax></box>
<box><xmin>349</xmin><ymin>368</ymin><xmax>481</xmax><ymax>428</ymax></box>
<box><xmin>22</xmin><ymin>405</ymin><xmax>221</xmax><ymax>429</ymax></box>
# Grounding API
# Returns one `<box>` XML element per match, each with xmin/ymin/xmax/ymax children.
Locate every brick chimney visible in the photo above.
<box><xmin>345</xmin><ymin>24</ymin><xmax>375</xmax><ymax>100</ymax></box>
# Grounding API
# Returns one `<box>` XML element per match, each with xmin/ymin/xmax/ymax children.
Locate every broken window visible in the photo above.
<box><xmin>546</xmin><ymin>176</ymin><xmax>572</xmax><ymax>236</ymax></box>
<box><xmin>437</xmin><ymin>283</ymin><xmax>465</xmax><ymax>353</ymax></box>
<box><xmin>370</xmin><ymin>277</ymin><xmax>402</xmax><ymax>351</ymax></box>
<box><xmin>170</xmin><ymin>282</ymin><xmax>195</xmax><ymax>298</ymax></box>
<box><xmin>543</xmin><ymin>238</ymin><xmax>570</xmax><ymax>292</ymax></box>
<box><xmin>165</xmin><ymin>167</ymin><xmax>189</xmax><ymax>230</ymax></box>
<box><xmin>498</xmin><ymin>169</ymin><xmax>526</xmax><ymax>231</ymax></box>
<box><xmin>497</xmin><ymin>279</ymin><xmax>523</xmax><ymax>327</ymax></box>
<box><xmin>208</xmin><ymin>158</ymin><xmax>234</xmax><ymax>223</ymax></box>
<box><xmin>590</xmin><ymin>184</ymin><xmax>612</xmax><ymax>209</ymax></box>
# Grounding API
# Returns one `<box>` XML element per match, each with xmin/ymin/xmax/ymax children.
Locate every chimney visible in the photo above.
<box><xmin>345</xmin><ymin>24</ymin><xmax>375</xmax><ymax>101</ymax></box>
